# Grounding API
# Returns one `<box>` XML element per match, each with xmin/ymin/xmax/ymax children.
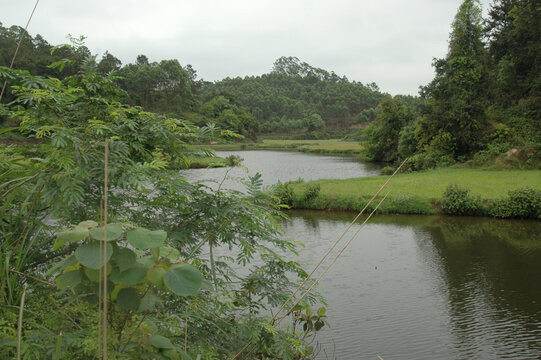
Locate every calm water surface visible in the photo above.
<box><xmin>182</xmin><ymin>150</ymin><xmax>380</xmax><ymax>187</ymax></box>
<box><xmin>284</xmin><ymin>212</ymin><xmax>541</xmax><ymax>359</ymax></box>
<box><xmin>183</xmin><ymin>151</ymin><xmax>541</xmax><ymax>359</ymax></box>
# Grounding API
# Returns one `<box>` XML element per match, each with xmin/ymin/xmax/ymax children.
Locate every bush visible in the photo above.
<box><xmin>380</xmin><ymin>166</ymin><xmax>395</xmax><ymax>175</ymax></box>
<box><xmin>406</xmin><ymin>150</ymin><xmax>456</xmax><ymax>171</ymax></box>
<box><xmin>441</xmin><ymin>184</ymin><xmax>483</xmax><ymax>216</ymax></box>
<box><xmin>303</xmin><ymin>184</ymin><xmax>320</xmax><ymax>201</ymax></box>
<box><xmin>489</xmin><ymin>187</ymin><xmax>541</xmax><ymax>219</ymax></box>
<box><xmin>275</xmin><ymin>181</ymin><xmax>294</xmax><ymax>206</ymax></box>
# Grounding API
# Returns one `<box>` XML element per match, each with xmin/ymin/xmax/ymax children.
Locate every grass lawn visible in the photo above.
<box><xmin>288</xmin><ymin>168</ymin><xmax>541</xmax><ymax>214</ymax></box>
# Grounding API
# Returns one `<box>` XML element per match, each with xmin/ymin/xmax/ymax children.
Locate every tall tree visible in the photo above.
<box><xmin>365</xmin><ymin>97</ymin><xmax>413</xmax><ymax>162</ymax></box>
<box><xmin>97</xmin><ymin>50</ymin><xmax>122</xmax><ymax>75</ymax></box>
<box><xmin>418</xmin><ymin>0</ymin><xmax>489</xmax><ymax>157</ymax></box>
<box><xmin>485</xmin><ymin>0</ymin><xmax>541</xmax><ymax>144</ymax></box>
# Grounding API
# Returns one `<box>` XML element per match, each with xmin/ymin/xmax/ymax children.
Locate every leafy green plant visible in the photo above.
<box><xmin>275</xmin><ymin>181</ymin><xmax>295</xmax><ymax>206</ymax></box>
<box><xmin>303</xmin><ymin>184</ymin><xmax>320</xmax><ymax>202</ymax></box>
<box><xmin>441</xmin><ymin>184</ymin><xmax>483</xmax><ymax>216</ymax></box>
<box><xmin>292</xmin><ymin>303</ymin><xmax>329</xmax><ymax>335</ymax></box>
<box><xmin>0</xmin><ymin>40</ymin><xmax>323</xmax><ymax>359</ymax></box>
<box><xmin>489</xmin><ymin>187</ymin><xmax>541</xmax><ymax>219</ymax></box>
<box><xmin>50</xmin><ymin>221</ymin><xmax>203</xmax><ymax>358</ymax></box>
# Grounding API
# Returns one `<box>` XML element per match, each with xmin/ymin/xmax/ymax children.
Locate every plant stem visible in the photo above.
<box><xmin>103</xmin><ymin>138</ymin><xmax>109</xmax><ymax>360</ymax></box>
<box><xmin>17</xmin><ymin>284</ymin><xmax>27</xmax><ymax>360</ymax></box>
<box><xmin>209</xmin><ymin>241</ymin><xmax>217</xmax><ymax>288</ymax></box>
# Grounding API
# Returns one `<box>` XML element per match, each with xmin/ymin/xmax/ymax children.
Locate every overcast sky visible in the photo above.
<box><xmin>3</xmin><ymin>0</ymin><xmax>492</xmax><ymax>95</ymax></box>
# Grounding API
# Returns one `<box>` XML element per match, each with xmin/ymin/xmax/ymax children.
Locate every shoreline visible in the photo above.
<box><xmin>282</xmin><ymin>168</ymin><xmax>541</xmax><ymax>219</ymax></box>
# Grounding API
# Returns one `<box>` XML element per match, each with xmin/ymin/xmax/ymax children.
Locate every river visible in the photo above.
<box><xmin>182</xmin><ymin>151</ymin><xmax>541</xmax><ymax>359</ymax></box>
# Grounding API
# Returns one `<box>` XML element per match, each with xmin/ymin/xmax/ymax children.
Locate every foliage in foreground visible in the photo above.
<box><xmin>0</xmin><ymin>50</ymin><xmax>326</xmax><ymax>359</ymax></box>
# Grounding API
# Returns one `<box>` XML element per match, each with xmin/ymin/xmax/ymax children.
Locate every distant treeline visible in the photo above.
<box><xmin>198</xmin><ymin>56</ymin><xmax>387</xmax><ymax>135</ymax></box>
<box><xmin>1</xmin><ymin>0</ymin><xmax>540</xmax><ymax>163</ymax></box>
<box><xmin>0</xmin><ymin>25</ymin><xmax>385</xmax><ymax>140</ymax></box>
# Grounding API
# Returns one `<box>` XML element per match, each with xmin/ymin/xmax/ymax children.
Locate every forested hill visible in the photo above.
<box><xmin>0</xmin><ymin>23</ymin><xmax>385</xmax><ymax>139</ymax></box>
<box><xmin>199</xmin><ymin>56</ymin><xmax>387</xmax><ymax>133</ymax></box>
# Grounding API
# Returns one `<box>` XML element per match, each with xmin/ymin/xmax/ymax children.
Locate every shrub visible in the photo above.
<box><xmin>275</xmin><ymin>181</ymin><xmax>294</xmax><ymax>206</ymax></box>
<box><xmin>304</xmin><ymin>184</ymin><xmax>321</xmax><ymax>201</ymax></box>
<box><xmin>489</xmin><ymin>187</ymin><xmax>541</xmax><ymax>219</ymax></box>
<box><xmin>225</xmin><ymin>154</ymin><xmax>243</xmax><ymax>166</ymax></box>
<box><xmin>380</xmin><ymin>166</ymin><xmax>395</xmax><ymax>175</ymax></box>
<box><xmin>441</xmin><ymin>184</ymin><xmax>483</xmax><ymax>216</ymax></box>
<box><xmin>406</xmin><ymin>150</ymin><xmax>456</xmax><ymax>171</ymax></box>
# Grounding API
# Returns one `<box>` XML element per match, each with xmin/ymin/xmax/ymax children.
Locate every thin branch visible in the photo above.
<box><xmin>49</xmin><ymin>296</ymin><xmax>83</xmax><ymax>330</ymax></box>
<box><xmin>0</xmin><ymin>0</ymin><xmax>41</xmax><ymax>101</ymax></box>
<box><xmin>9</xmin><ymin>269</ymin><xmax>55</xmax><ymax>287</ymax></box>
<box><xmin>120</xmin><ymin>313</ymin><xmax>148</xmax><ymax>353</ymax></box>
<box><xmin>102</xmin><ymin>138</ymin><xmax>109</xmax><ymax>359</ymax></box>
<box><xmin>1</xmin><ymin>172</ymin><xmax>40</xmax><ymax>199</ymax></box>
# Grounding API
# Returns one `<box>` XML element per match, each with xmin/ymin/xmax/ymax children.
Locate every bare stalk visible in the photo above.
<box><xmin>17</xmin><ymin>284</ymin><xmax>27</xmax><ymax>360</ymax></box>
<box><xmin>102</xmin><ymin>138</ymin><xmax>109</xmax><ymax>359</ymax></box>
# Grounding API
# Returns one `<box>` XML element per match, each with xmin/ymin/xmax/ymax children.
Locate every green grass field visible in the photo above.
<box><xmin>206</xmin><ymin>139</ymin><xmax>365</xmax><ymax>154</ymax></box>
<box><xmin>288</xmin><ymin>168</ymin><xmax>541</xmax><ymax>214</ymax></box>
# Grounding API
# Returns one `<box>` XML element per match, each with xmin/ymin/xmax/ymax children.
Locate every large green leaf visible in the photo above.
<box><xmin>89</xmin><ymin>224</ymin><xmax>123</xmax><ymax>241</ymax></box>
<box><xmin>159</xmin><ymin>246</ymin><xmax>180</xmax><ymax>260</ymax></box>
<box><xmin>117</xmin><ymin>287</ymin><xmax>140</xmax><ymax>311</ymax></box>
<box><xmin>163</xmin><ymin>264</ymin><xmax>202</xmax><ymax>296</ymax></box>
<box><xmin>56</xmin><ymin>270</ymin><xmax>82</xmax><ymax>289</ymax></box>
<box><xmin>149</xmin><ymin>335</ymin><xmax>174</xmax><ymax>349</ymax></box>
<box><xmin>147</xmin><ymin>266</ymin><xmax>166</xmax><ymax>287</ymax></box>
<box><xmin>47</xmin><ymin>254</ymin><xmax>77</xmax><ymax>276</ymax></box>
<box><xmin>138</xmin><ymin>291</ymin><xmax>160</xmax><ymax>312</ymax></box>
<box><xmin>77</xmin><ymin>220</ymin><xmax>98</xmax><ymax>229</ymax></box>
<box><xmin>54</xmin><ymin>226</ymin><xmax>89</xmax><ymax>250</ymax></box>
<box><xmin>84</xmin><ymin>267</ymin><xmax>99</xmax><ymax>282</ymax></box>
<box><xmin>127</xmin><ymin>228</ymin><xmax>167</xmax><ymax>249</ymax></box>
<box><xmin>75</xmin><ymin>242</ymin><xmax>113</xmax><ymax>270</ymax></box>
<box><xmin>163</xmin><ymin>348</ymin><xmax>180</xmax><ymax>360</ymax></box>
<box><xmin>112</xmin><ymin>248</ymin><xmax>137</xmax><ymax>272</ymax></box>
<box><xmin>84</xmin><ymin>266</ymin><xmax>111</xmax><ymax>282</ymax></box>
<box><xmin>138</xmin><ymin>255</ymin><xmax>156</xmax><ymax>269</ymax></box>
<box><xmin>109</xmin><ymin>264</ymin><xmax>147</xmax><ymax>285</ymax></box>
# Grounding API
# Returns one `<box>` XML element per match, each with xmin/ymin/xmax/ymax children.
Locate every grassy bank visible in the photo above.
<box><xmin>284</xmin><ymin>168</ymin><xmax>541</xmax><ymax>216</ymax></box>
<box><xmin>183</xmin><ymin>154</ymin><xmax>227</xmax><ymax>168</ymax></box>
<box><xmin>207</xmin><ymin>138</ymin><xmax>365</xmax><ymax>154</ymax></box>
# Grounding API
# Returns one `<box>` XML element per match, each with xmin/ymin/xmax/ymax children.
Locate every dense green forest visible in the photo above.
<box><xmin>198</xmin><ymin>57</ymin><xmax>387</xmax><ymax>135</ymax></box>
<box><xmin>0</xmin><ymin>25</ymin><xmax>387</xmax><ymax>140</ymax></box>
<box><xmin>0</xmin><ymin>41</ymin><xmax>327</xmax><ymax>359</ymax></box>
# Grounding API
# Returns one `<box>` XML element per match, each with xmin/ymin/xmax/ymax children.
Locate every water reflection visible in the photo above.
<box><xmin>421</xmin><ymin>217</ymin><xmax>541</xmax><ymax>359</ymax></box>
<box><xmin>283</xmin><ymin>211</ymin><xmax>541</xmax><ymax>359</ymax></box>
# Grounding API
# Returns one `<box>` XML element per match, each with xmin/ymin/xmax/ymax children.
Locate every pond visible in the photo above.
<box><xmin>182</xmin><ymin>150</ymin><xmax>381</xmax><ymax>187</ymax></box>
<box><xmin>182</xmin><ymin>150</ymin><xmax>541</xmax><ymax>359</ymax></box>
<box><xmin>284</xmin><ymin>211</ymin><xmax>541</xmax><ymax>359</ymax></box>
